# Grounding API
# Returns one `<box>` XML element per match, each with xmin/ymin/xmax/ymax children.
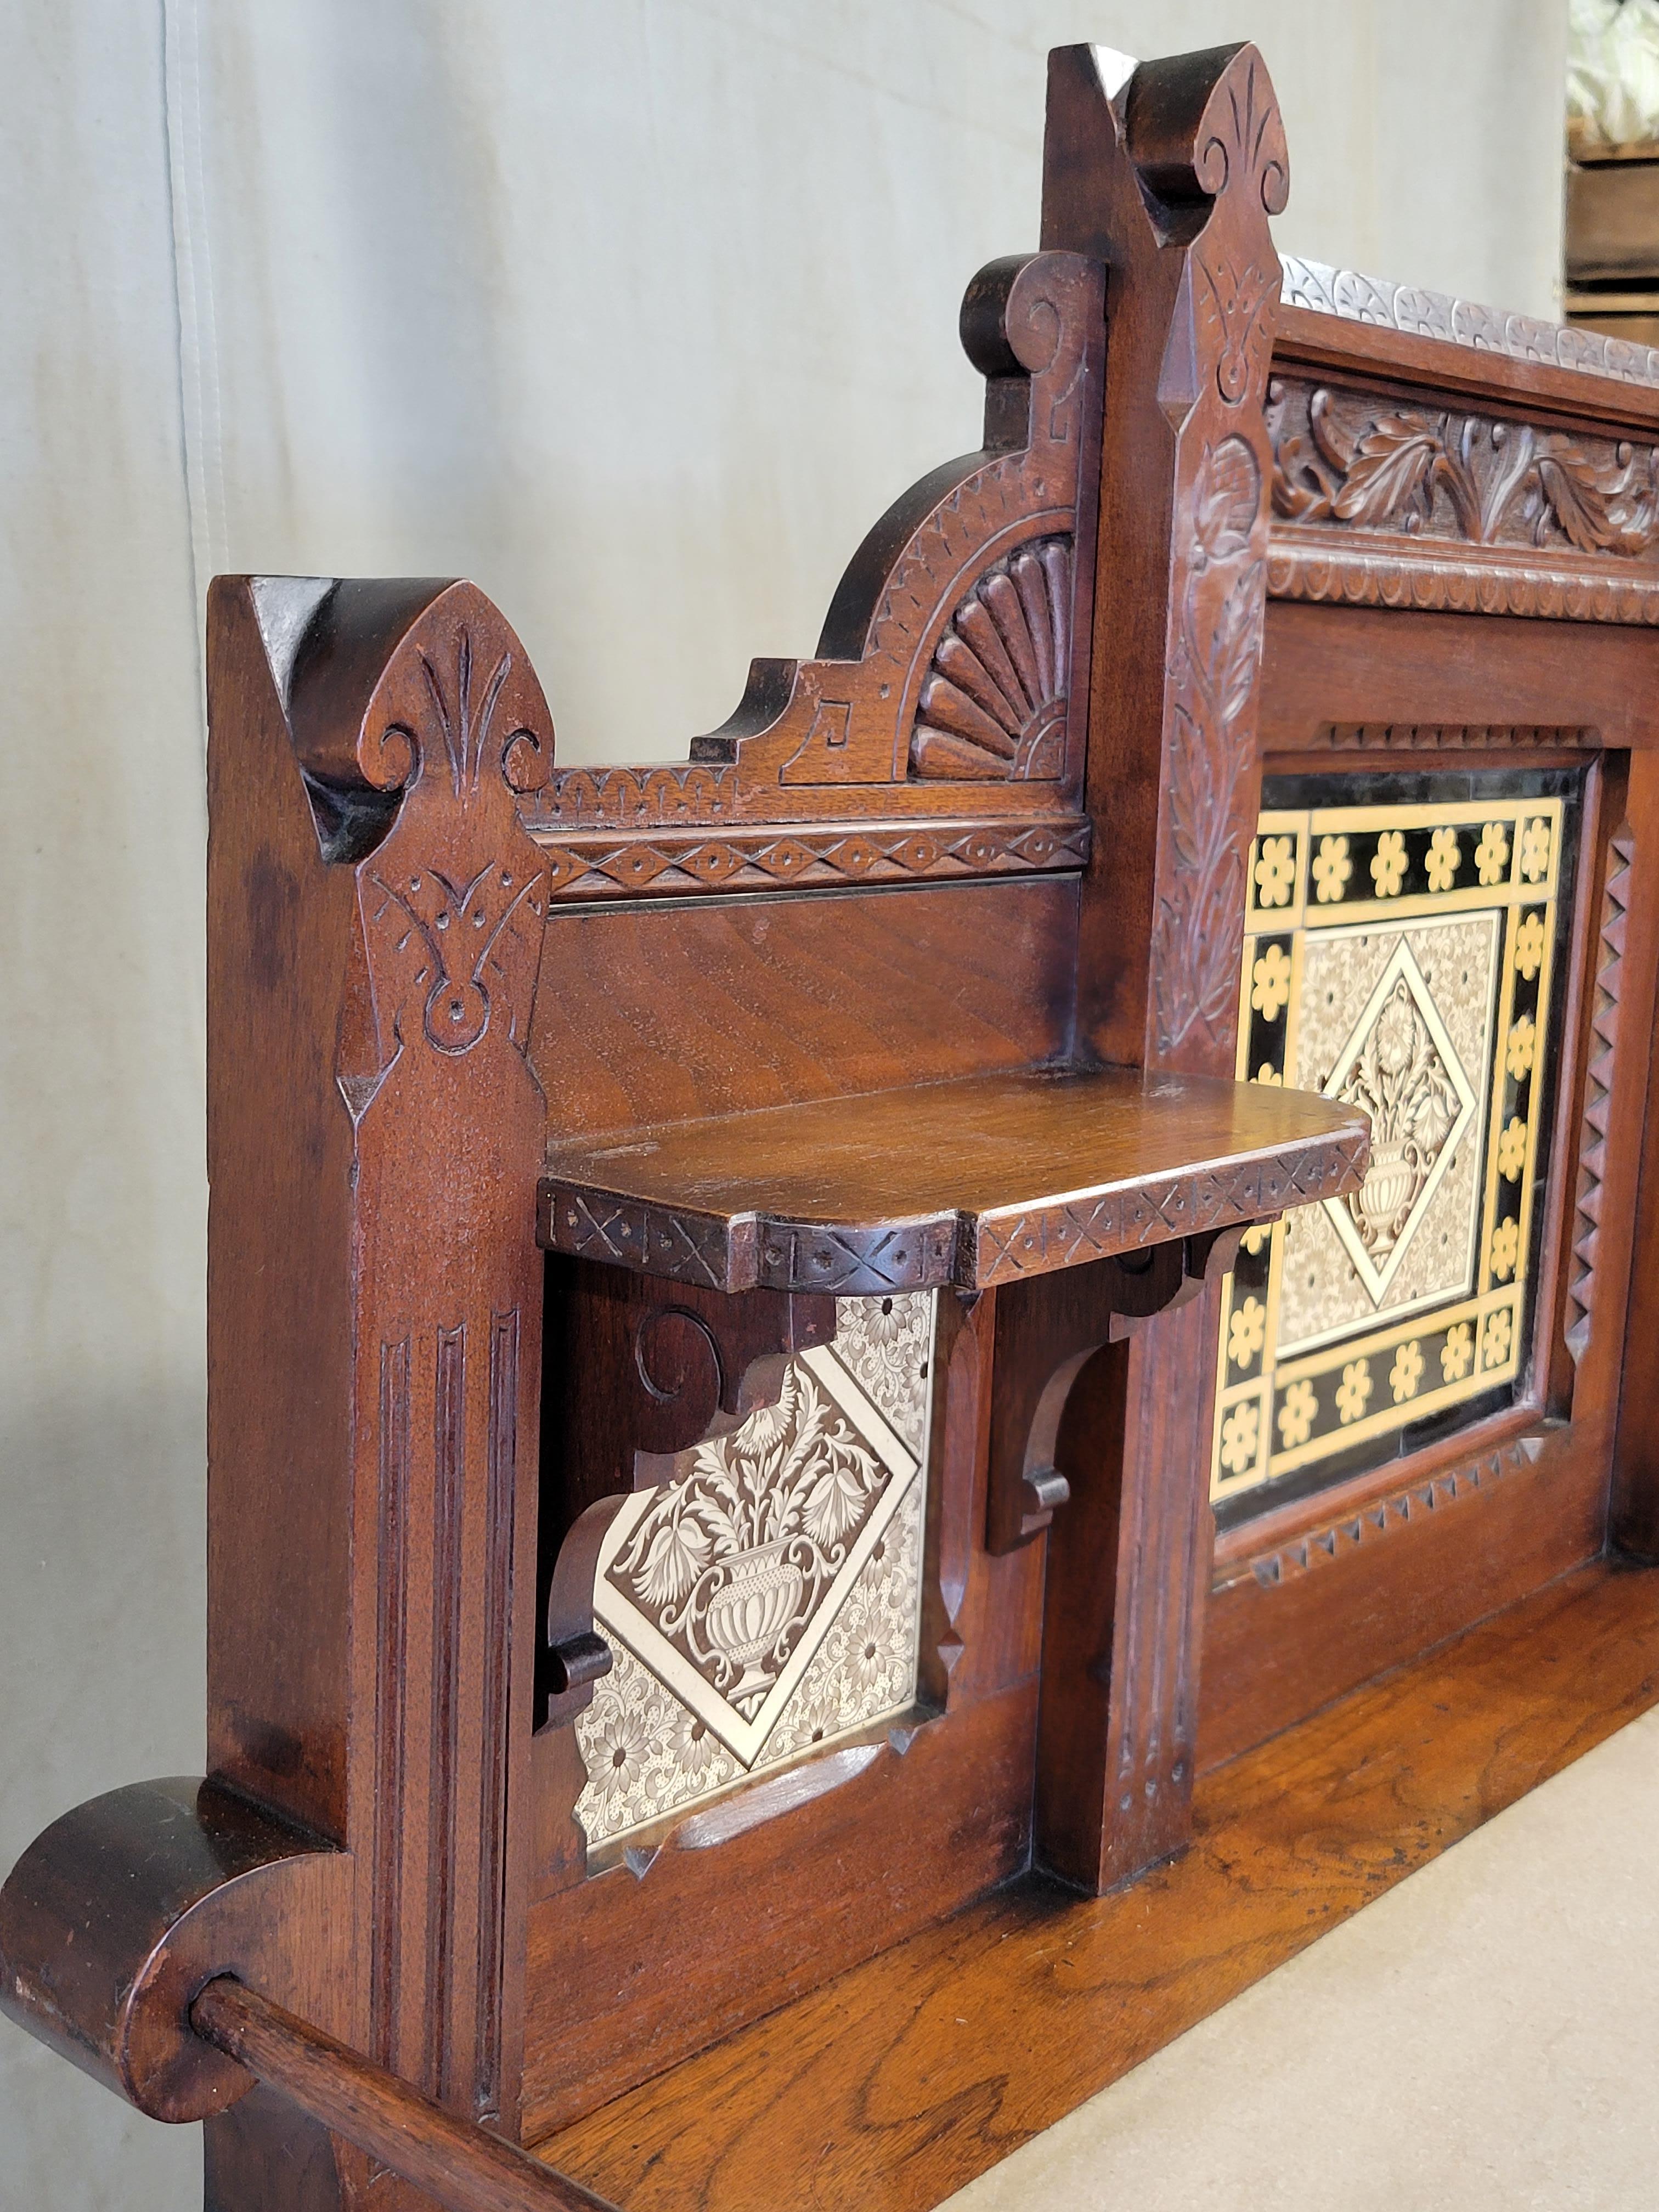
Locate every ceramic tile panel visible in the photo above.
<box><xmin>575</xmin><ymin>1291</ymin><xmax>934</xmax><ymax>1850</ymax></box>
<box><xmin>1212</xmin><ymin>772</ymin><xmax>1581</xmax><ymax>1525</ymax></box>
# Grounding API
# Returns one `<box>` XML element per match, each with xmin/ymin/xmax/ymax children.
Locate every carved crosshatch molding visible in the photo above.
<box><xmin>1212</xmin><ymin>775</ymin><xmax>1578</xmax><ymax>1519</ymax></box>
<box><xmin>574</xmin><ymin>1294</ymin><xmax>935</xmax><ymax>1852</ymax></box>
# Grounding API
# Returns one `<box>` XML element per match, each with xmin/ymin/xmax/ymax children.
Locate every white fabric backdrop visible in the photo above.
<box><xmin>0</xmin><ymin>3</ymin><xmax>1566</xmax><ymax>2202</ymax></box>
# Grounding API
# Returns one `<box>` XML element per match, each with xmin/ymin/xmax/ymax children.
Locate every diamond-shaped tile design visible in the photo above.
<box><xmin>574</xmin><ymin>1292</ymin><xmax>934</xmax><ymax>1848</ymax></box>
<box><xmin>1323</xmin><ymin>941</ymin><xmax>1479</xmax><ymax>1304</ymax></box>
<box><xmin>1212</xmin><ymin>777</ymin><xmax>1577</xmax><ymax>1514</ymax></box>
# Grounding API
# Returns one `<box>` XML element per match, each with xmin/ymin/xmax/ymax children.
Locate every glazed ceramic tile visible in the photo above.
<box><xmin>575</xmin><ymin>1291</ymin><xmax>933</xmax><ymax>1848</ymax></box>
<box><xmin>1213</xmin><ymin>780</ymin><xmax>1575</xmax><ymax>1513</ymax></box>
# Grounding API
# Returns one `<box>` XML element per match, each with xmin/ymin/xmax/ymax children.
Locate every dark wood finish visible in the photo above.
<box><xmin>537</xmin><ymin>1559</ymin><xmax>1659</xmax><ymax>2212</ymax></box>
<box><xmin>521</xmin><ymin>1681</ymin><xmax>1039</xmax><ymax>2136</ymax></box>
<box><xmin>529</xmin><ymin>879</ymin><xmax>1079</xmax><ymax>1139</ymax></box>
<box><xmin>0</xmin><ymin>1779</ymin><xmax>345</xmax><ymax>2123</ymax></box>
<box><xmin>1199</xmin><ymin>1419</ymin><xmax>1605</xmax><ymax>1769</ymax></box>
<box><xmin>1035</xmin><ymin>38</ymin><xmax>1294</xmax><ymax>1890</ymax></box>
<box><xmin>1276</xmin><ymin>284</ymin><xmax>1659</xmax><ymax>432</ymax></box>
<box><xmin>1261</xmin><ymin>603</ymin><xmax>1659</xmax><ymax>749</ymax></box>
<box><xmin>10</xmin><ymin>33</ymin><xmax>1659</xmax><ymax>2212</ymax></box>
<box><xmin>193</xmin><ymin>1980</ymin><xmax>619</xmax><ymax>2212</ymax></box>
<box><xmin>539</xmin><ymin>1066</ymin><xmax>1364</xmax><ymax>1295</ymax></box>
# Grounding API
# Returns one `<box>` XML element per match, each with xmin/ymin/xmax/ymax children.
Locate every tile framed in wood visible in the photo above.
<box><xmin>1212</xmin><ymin>769</ymin><xmax>1583</xmax><ymax>1528</ymax></box>
<box><xmin>575</xmin><ymin>1291</ymin><xmax>936</xmax><ymax>1852</ymax></box>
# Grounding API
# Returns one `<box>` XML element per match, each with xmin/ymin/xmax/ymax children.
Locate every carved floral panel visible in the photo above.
<box><xmin>574</xmin><ymin>1292</ymin><xmax>934</xmax><ymax>1849</ymax></box>
<box><xmin>1211</xmin><ymin>772</ymin><xmax>1581</xmax><ymax>1521</ymax></box>
<box><xmin>1268</xmin><ymin>378</ymin><xmax>1659</xmax><ymax>563</ymax></box>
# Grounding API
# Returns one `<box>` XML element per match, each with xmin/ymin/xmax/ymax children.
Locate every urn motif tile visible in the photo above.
<box><xmin>1212</xmin><ymin>772</ymin><xmax>1579</xmax><ymax>1519</ymax></box>
<box><xmin>575</xmin><ymin>1291</ymin><xmax>933</xmax><ymax>1849</ymax></box>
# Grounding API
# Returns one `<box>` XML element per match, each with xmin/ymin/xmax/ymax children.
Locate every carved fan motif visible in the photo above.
<box><xmin>909</xmin><ymin>537</ymin><xmax>1071</xmax><ymax>780</ymax></box>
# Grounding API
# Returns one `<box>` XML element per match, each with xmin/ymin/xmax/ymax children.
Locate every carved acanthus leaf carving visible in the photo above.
<box><xmin>1269</xmin><ymin>381</ymin><xmax>1659</xmax><ymax>559</ymax></box>
<box><xmin>1153</xmin><ymin>435</ymin><xmax>1268</xmax><ymax>1056</ymax></box>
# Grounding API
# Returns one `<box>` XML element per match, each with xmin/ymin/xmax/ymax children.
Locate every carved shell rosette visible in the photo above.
<box><xmin>909</xmin><ymin>536</ymin><xmax>1071</xmax><ymax>780</ymax></box>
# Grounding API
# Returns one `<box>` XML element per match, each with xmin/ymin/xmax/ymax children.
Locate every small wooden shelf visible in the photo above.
<box><xmin>538</xmin><ymin>1064</ymin><xmax>1368</xmax><ymax>1294</ymax></box>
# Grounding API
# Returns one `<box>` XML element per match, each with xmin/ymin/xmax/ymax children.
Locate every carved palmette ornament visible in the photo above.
<box><xmin>681</xmin><ymin>251</ymin><xmax>1104</xmax><ymax>791</ymax></box>
<box><xmin>910</xmin><ymin>538</ymin><xmax>1072</xmax><ymax>778</ymax></box>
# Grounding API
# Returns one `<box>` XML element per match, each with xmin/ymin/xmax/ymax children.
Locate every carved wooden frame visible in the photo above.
<box><xmin>8</xmin><ymin>35</ymin><xmax>1659</xmax><ymax>2212</ymax></box>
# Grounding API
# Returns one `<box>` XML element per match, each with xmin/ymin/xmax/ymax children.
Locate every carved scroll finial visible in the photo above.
<box><xmin>1046</xmin><ymin>40</ymin><xmax>1285</xmax><ymax>1078</ymax></box>
<box><xmin>257</xmin><ymin>578</ymin><xmax>557</xmax><ymax>1104</ymax></box>
<box><xmin>690</xmin><ymin>251</ymin><xmax>1105</xmax><ymax>792</ymax></box>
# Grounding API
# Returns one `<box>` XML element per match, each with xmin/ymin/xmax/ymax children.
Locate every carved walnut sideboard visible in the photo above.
<box><xmin>7</xmin><ymin>38</ymin><xmax>1659</xmax><ymax>2212</ymax></box>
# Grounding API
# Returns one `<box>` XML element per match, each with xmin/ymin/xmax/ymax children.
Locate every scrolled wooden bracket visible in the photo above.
<box><xmin>986</xmin><ymin>1226</ymin><xmax>1248</xmax><ymax>1554</ymax></box>
<box><xmin>0</xmin><ymin>1778</ymin><xmax>348</xmax><ymax>2125</ymax></box>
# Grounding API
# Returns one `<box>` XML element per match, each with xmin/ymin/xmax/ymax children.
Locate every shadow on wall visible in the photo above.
<box><xmin>0</xmin><ymin>1380</ymin><xmax>206</xmax><ymax>2205</ymax></box>
<box><xmin>0</xmin><ymin>1380</ymin><xmax>207</xmax><ymax>1862</ymax></box>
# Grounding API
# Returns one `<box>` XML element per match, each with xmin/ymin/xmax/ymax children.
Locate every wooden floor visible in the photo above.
<box><xmin>534</xmin><ymin>1560</ymin><xmax>1659</xmax><ymax>2212</ymax></box>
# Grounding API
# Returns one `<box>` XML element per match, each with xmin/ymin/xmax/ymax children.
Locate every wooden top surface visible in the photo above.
<box><xmin>538</xmin><ymin>1065</ymin><xmax>1368</xmax><ymax>1294</ymax></box>
<box><xmin>536</xmin><ymin>1561</ymin><xmax>1659</xmax><ymax>2212</ymax></box>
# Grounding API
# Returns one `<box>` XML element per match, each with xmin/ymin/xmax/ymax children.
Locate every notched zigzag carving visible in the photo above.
<box><xmin>1566</xmin><ymin>826</ymin><xmax>1634</xmax><ymax>1364</ymax></box>
<box><xmin>532</xmin><ymin>816</ymin><xmax>1091</xmax><ymax>901</ymax></box>
<box><xmin>1312</xmin><ymin>724</ymin><xmax>1600</xmax><ymax>752</ymax></box>
<box><xmin>971</xmin><ymin>1131</ymin><xmax>1364</xmax><ymax>1286</ymax></box>
<box><xmin>1238</xmin><ymin>1433</ymin><xmax>1545</xmax><ymax>1590</ymax></box>
<box><xmin>540</xmin><ymin>1128</ymin><xmax>1368</xmax><ymax>1297</ymax></box>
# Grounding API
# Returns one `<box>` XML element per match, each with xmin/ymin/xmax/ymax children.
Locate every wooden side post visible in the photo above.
<box><xmin>1037</xmin><ymin>43</ymin><xmax>1288</xmax><ymax>1889</ymax></box>
<box><xmin>204</xmin><ymin>577</ymin><xmax>556</xmax><ymax>2202</ymax></box>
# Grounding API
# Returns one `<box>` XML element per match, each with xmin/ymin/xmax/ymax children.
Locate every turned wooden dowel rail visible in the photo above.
<box><xmin>190</xmin><ymin>1980</ymin><xmax>622</xmax><ymax>2212</ymax></box>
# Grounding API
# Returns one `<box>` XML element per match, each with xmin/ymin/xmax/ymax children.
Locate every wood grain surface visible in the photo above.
<box><xmin>534</xmin><ymin>1560</ymin><xmax>1659</xmax><ymax>2212</ymax></box>
<box><xmin>539</xmin><ymin>1065</ymin><xmax>1368</xmax><ymax>1294</ymax></box>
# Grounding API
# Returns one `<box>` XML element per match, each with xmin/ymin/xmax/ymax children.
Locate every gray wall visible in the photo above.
<box><xmin>0</xmin><ymin>3</ymin><xmax>1566</xmax><ymax>2202</ymax></box>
